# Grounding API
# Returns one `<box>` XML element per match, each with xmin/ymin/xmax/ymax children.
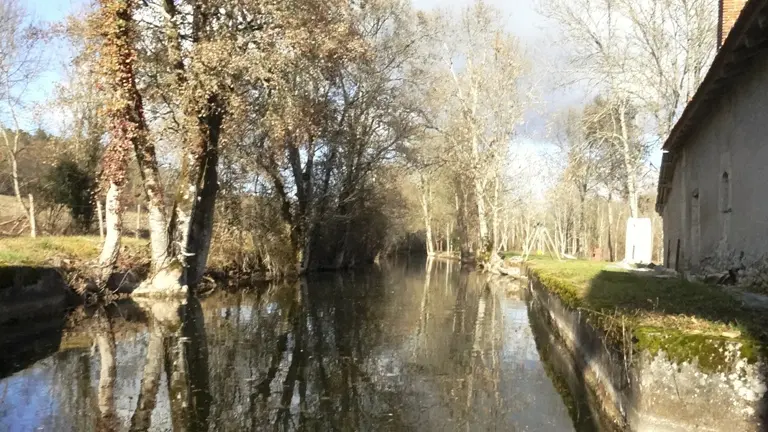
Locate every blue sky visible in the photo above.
<box><xmin>27</xmin><ymin>0</ymin><xmax>89</xmax><ymax>22</ymax></box>
<box><xmin>26</xmin><ymin>0</ymin><xmax>571</xmax><ymax>136</ymax></box>
<box><xmin>12</xmin><ymin>0</ymin><xmax>89</xmax><ymax>130</ymax></box>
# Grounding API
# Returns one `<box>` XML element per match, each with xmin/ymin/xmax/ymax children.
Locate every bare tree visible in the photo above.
<box><xmin>421</xmin><ymin>1</ymin><xmax>528</xmax><ymax>260</ymax></box>
<box><xmin>0</xmin><ymin>0</ymin><xmax>43</xmax><ymax>237</ymax></box>
<box><xmin>539</xmin><ymin>0</ymin><xmax>716</xmax><ymax>217</ymax></box>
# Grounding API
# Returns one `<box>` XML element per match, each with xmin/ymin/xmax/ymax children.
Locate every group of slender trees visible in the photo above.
<box><xmin>538</xmin><ymin>0</ymin><xmax>716</xmax><ymax>260</ymax></box>
<box><xmin>79</xmin><ymin>0</ymin><xmax>534</xmax><ymax>283</ymax></box>
<box><xmin>413</xmin><ymin>0</ymin><xmax>717</xmax><ymax>263</ymax></box>
<box><xmin>78</xmin><ymin>0</ymin><xmax>427</xmax><ymax>287</ymax></box>
<box><xmin>0</xmin><ymin>0</ymin><xmax>720</xmax><ymax>285</ymax></box>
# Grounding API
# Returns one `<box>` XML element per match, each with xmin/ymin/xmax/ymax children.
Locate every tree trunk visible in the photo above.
<box><xmin>500</xmin><ymin>207</ymin><xmax>509</xmax><ymax>252</ymax></box>
<box><xmin>615</xmin><ymin>206</ymin><xmax>622</xmax><ymax>261</ymax></box>
<box><xmin>577</xmin><ymin>184</ymin><xmax>586</xmax><ymax>256</ymax></box>
<box><xmin>3</xmin><ymin>133</ymin><xmax>35</xmax><ymax>238</ymax></box>
<box><xmin>100</xmin><ymin>0</ymin><xmax>171</xmax><ymax>285</ymax></box>
<box><xmin>285</xmin><ymin>136</ymin><xmax>315</xmax><ymax>274</ymax></box>
<box><xmin>619</xmin><ymin>105</ymin><xmax>639</xmax><ymax>218</ymax></box>
<box><xmin>597</xmin><ymin>199</ymin><xmax>603</xmax><ymax>259</ymax></box>
<box><xmin>455</xmin><ymin>181</ymin><xmax>474</xmax><ymax>264</ymax></box>
<box><xmin>98</xmin><ymin>182</ymin><xmax>123</xmax><ymax>282</ymax></box>
<box><xmin>134</xmin><ymin>140</ymin><xmax>170</xmax><ymax>274</ymax></box>
<box><xmin>5</xmin><ymin>139</ymin><xmax>21</xmax><ymax>212</ymax></box>
<box><xmin>420</xmin><ymin>177</ymin><xmax>434</xmax><ymax>256</ymax></box>
<box><xmin>446</xmin><ymin>222</ymin><xmax>452</xmax><ymax>254</ymax></box>
<box><xmin>607</xmin><ymin>194</ymin><xmax>615</xmax><ymax>261</ymax></box>
<box><xmin>135</xmin><ymin>204</ymin><xmax>141</xmax><ymax>239</ymax></box>
<box><xmin>475</xmin><ymin>178</ymin><xmax>489</xmax><ymax>250</ymax></box>
<box><xmin>491</xmin><ymin>176</ymin><xmax>500</xmax><ymax>253</ymax></box>
<box><xmin>183</xmin><ymin>110</ymin><xmax>222</xmax><ymax>286</ymax></box>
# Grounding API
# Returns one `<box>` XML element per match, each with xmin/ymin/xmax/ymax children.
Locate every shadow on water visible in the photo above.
<box><xmin>0</xmin><ymin>267</ymin><xmax>76</xmax><ymax>378</ymax></box>
<box><xmin>525</xmin><ymin>285</ymin><xmax>601</xmax><ymax>432</ymax></box>
<box><xmin>0</xmin><ymin>260</ymin><xmax>577</xmax><ymax>431</ymax></box>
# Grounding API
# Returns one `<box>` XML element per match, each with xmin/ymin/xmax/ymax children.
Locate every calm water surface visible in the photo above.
<box><xmin>0</xmin><ymin>259</ymin><xmax>574</xmax><ymax>431</ymax></box>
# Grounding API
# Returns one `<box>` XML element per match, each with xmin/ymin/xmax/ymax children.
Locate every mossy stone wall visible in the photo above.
<box><xmin>527</xmin><ymin>271</ymin><xmax>767</xmax><ymax>431</ymax></box>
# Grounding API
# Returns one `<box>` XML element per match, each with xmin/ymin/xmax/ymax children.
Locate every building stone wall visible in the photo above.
<box><xmin>663</xmin><ymin>49</ymin><xmax>768</xmax><ymax>274</ymax></box>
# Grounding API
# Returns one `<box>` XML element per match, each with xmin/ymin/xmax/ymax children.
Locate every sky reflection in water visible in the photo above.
<box><xmin>0</xmin><ymin>259</ymin><xmax>574</xmax><ymax>431</ymax></box>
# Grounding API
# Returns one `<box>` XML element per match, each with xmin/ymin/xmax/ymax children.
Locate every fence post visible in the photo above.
<box><xmin>28</xmin><ymin>194</ymin><xmax>36</xmax><ymax>238</ymax></box>
<box><xmin>97</xmin><ymin>200</ymin><xmax>105</xmax><ymax>240</ymax></box>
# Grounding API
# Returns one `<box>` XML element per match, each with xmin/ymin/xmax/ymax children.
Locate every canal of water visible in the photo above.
<box><xmin>0</xmin><ymin>258</ymin><xmax>578</xmax><ymax>431</ymax></box>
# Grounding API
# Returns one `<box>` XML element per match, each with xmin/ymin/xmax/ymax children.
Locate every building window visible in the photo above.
<box><xmin>721</xmin><ymin>171</ymin><xmax>731</xmax><ymax>213</ymax></box>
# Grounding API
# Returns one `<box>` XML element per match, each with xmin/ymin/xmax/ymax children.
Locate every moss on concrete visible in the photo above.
<box><xmin>634</xmin><ymin>326</ymin><xmax>760</xmax><ymax>373</ymax></box>
<box><xmin>526</xmin><ymin>259</ymin><xmax>768</xmax><ymax>371</ymax></box>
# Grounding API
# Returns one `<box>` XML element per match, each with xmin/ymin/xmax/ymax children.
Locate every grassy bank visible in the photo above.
<box><xmin>526</xmin><ymin>258</ymin><xmax>768</xmax><ymax>371</ymax></box>
<box><xmin>0</xmin><ymin>235</ymin><xmax>268</xmax><ymax>290</ymax></box>
<box><xmin>0</xmin><ymin>236</ymin><xmax>149</xmax><ymax>267</ymax></box>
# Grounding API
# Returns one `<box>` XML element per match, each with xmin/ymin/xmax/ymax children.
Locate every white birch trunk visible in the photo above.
<box><xmin>619</xmin><ymin>106</ymin><xmax>639</xmax><ymax>218</ymax></box>
<box><xmin>475</xmin><ymin>178</ymin><xmax>489</xmax><ymax>249</ymax></box>
<box><xmin>98</xmin><ymin>182</ymin><xmax>124</xmax><ymax>281</ymax></box>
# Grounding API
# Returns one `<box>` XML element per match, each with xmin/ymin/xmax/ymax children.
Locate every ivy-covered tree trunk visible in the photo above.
<box><xmin>134</xmin><ymin>129</ymin><xmax>171</xmax><ymax>274</ymax></box>
<box><xmin>97</xmin><ymin>0</ymin><xmax>171</xmax><ymax>286</ymax></box>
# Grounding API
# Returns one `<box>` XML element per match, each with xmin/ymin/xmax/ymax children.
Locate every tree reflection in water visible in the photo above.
<box><xmin>0</xmin><ymin>261</ymin><xmax>575</xmax><ymax>431</ymax></box>
<box><xmin>94</xmin><ymin>308</ymin><xmax>117</xmax><ymax>432</ymax></box>
<box><xmin>129</xmin><ymin>296</ymin><xmax>211</xmax><ymax>432</ymax></box>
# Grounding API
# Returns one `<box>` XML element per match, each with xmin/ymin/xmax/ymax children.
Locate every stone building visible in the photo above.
<box><xmin>656</xmin><ymin>0</ymin><xmax>768</xmax><ymax>272</ymax></box>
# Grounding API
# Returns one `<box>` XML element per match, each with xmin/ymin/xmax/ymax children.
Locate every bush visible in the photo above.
<box><xmin>43</xmin><ymin>159</ymin><xmax>96</xmax><ymax>232</ymax></box>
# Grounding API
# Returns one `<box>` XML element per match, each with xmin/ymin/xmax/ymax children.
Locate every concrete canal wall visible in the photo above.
<box><xmin>526</xmin><ymin>270</ymin><xmax>767</xmax><ymax>432</ymax></box>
